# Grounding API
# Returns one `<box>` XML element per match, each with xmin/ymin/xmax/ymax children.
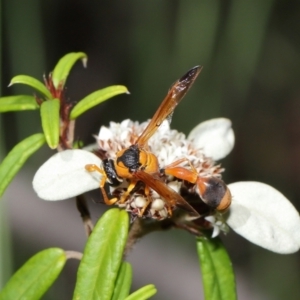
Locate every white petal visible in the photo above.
<box><xmin>188</xmin><ymin>118</ymin><xmax>234</xmax><ymax>160</ymax></box>
<box><xmin>226</xmin><ymin>181</ymin><xmax>300</xmax><ymax>254</ymax></box>
<box><xmin>204</xmin><ymin>216</ymin><xmax>216</xmax><ymax>223</ymax></box>
<box><xmin>98</xmin><ymin>126</ymin><xmax>113</xmax><ymax>140</ymax></box>
<box><xmin>211</xmin><ymin>225</ymin><xmax>220</xmax><ymax>238</ymax></box>
<box><xmin>33</xmin><ymin>149</ymin><xmax>103</xmax><ymax>201</ymax></box>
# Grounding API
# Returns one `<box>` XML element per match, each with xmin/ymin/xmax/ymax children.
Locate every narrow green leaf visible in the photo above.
<box><xmin>9</xmin><ymin>75</ymin><xmax>52</xmax><ymax>99</ymax></box>
<box><xmin>197</xmin><ymin>237</ymin><xmax>237</xmax><ymax>300</ymax></box>
<box><xmin>40</xmin><ymin>99</ymin><xmax>60</xmax><ymax>149</ymax></box>
<box><xmin>0</xmin><ymin>133</ymin><xmax>45</xmax><ymax>197</ymax></box>
<box><xmin>0</xmin><ymin>248</ymin><xmax>66</xmax><ymax>300</ymax></box>
<box><xmin>111</xmin><ymin>262</ymin><xmax>132</xmax><ymax>300</ymax></box>
<box><xmin>52</xmin><ymin>52</ymin><xmax>87</xmax><ymax>89</ymax></box>
<box><xmin>70</xmin><ymin>85</ymin><xmax>129</xmax><ymax>120</ymax></box>
<box><xmin>0</xmin><ymin>201</ymin><xmax>13</xmax><ymax>289</ymax></box>
<box><xmin>73</xmin><ymin>209</ymin><xmax>129</xmax><ymax>300</ymax></box>
<box><xmin>0</xmin><ymin>95</ymin><xmax>39</xmax><ymax>112</ymax></box>
<box><xmin>125</xmin><ymin>284</ymin><xmax>157</xmax><ymax>300</ymax></box>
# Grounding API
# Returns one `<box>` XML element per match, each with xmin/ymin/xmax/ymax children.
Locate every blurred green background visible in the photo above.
<box><xmin>1</xmin><ymin>0</ymin><xmax>300</xmax><ymax>299</ymax></box>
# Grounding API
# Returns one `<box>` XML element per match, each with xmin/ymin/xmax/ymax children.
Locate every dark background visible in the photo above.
<box><xmin>1</xmin><ymin>1</ymin><xmax>300</xmax><ymax>299</ymax></box>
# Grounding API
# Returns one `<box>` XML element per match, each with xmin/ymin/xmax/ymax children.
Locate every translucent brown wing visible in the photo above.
<box><xmin>134</xmin><ymin>170</ymin><xmax>200</xmax><ymax>219</ymax></box>
<box><xmin>135</xmin><ymin>66</ymin><xmax>203</xmax><ymax>147</ymax></box>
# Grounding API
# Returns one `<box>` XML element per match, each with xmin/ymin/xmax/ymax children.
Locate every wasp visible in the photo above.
<box><xmin>161</xmin><ymin>158</ymin><xmax>231</xmax><ymax>213</ymax></box>
<box><xmin>86</xmin><ymin>66</ymin><xmax>231</xmax><ymax>218</ymax></box>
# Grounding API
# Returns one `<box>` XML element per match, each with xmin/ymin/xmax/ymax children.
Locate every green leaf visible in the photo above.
<box><xmin>197</xmin><ymin>237</ymin><xmax>237</xmax><ymax>300</ymax></box>
<box><xmin>73</xmin><ymin>209</ymin><xmax>129</xmax><ymax>300</ymax></box>
<box><xmin>0</xmin><ymin>95</ymin><xmax>39</xmax><ymax>112</ymax></box>
<box><xmin>0</xmin><ymin>248</ymin><xmax>66</xmax><ymax>300</ymax></box>
<box><xmin>52</xmin><ymin>52</ymin><xmax>87</xmax><ymax>89</ymax></box>
<box><xmin>40</xmin><ymin>99</ymin><xmax>60</xmax><ymax>149</ymax></box>
<box><xmin>0</xmin><ymin>133</ymin><xmax>45</xmax><ymax>197</ymax></box>
<box><xmin>111</xmin><ymin>262</ymin><xmax>132</xmax><ymax>300</ymax></box>
<box><xmin>9</xmin><ymin>75</ymin><xmax>52</xmax><ymax>99</ymax></box>
<box><xmin>70</xmin><ymin>85</ymin><xmax>129</xmax><ymax>120</ymax></box>
<box><xmin>125</xmin><ymin>284</ymin><xmax>157</xmax><ymax>300</ymax></box>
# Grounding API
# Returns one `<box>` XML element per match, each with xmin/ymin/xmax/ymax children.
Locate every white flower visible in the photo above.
<box><xmin>226</xmin><ymin>182</ymin><xmax>300</xmax><ymax>254</ymax></box>
<box><xmin>205</xmin><ymin>215</ymin><xmax>229</xmax><ymax>238</ymax></box>
<box><xmin>33</xmin><ymin>149</ymin><xmax>102</xmax><ymax>200</ymax></box>
<box><xmin>188</xmin><ymin>118</ymin><xmax>234</xmax><ymax>161</ymax></box>
<box><xmin>33</xmin><ymin>118</ymin><xmax>230</xmax><ymax>201</ymax></box>
<box><xmin>32</xmin><ymin>118</ymin><xmax>300</xmax><ymax>254</ymax></box>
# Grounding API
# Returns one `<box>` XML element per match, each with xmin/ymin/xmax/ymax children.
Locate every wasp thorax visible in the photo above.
<box><xmin>138</xmin><ymin>150</ymin><xmax>160</xmax><ymax>173</ymax></box>
<box><xmin>115</xmin><ymin>145</ymin><xmax>140</xmax><ymax>178</ymax></box>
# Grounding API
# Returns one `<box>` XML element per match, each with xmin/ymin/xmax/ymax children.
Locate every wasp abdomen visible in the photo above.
<box><xmin>197</xmin><ymin>177</ymin><xmax>231</xmax><ymax>212</ymax></box>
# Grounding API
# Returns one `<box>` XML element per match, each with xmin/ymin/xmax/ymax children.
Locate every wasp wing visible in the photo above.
<box><xmin>135</xmin><ymin>66</ymin><xmax>203</xmax><ymax>147</ymax></box>
<box><xmin>134</xmin><ymin>170</ymin><xmax>200</xmax><ymax>219</ymax></box>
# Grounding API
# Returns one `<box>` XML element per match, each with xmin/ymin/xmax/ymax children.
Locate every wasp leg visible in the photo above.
<box><xmin>139</xmin><ymin>198</ymin><xmax>152</xmax><ymax>217</ymax></box>
<box><xmin>118</xmin><ymin>180</ymin><xmax>147</xmax><ymax>205</ymax></box>
<box><xmin>163</xmin><ymin>158</ymin><xmax>198</xmax><ymax>184</ymax></box>
<box><xmin>139</xmin><ymin>186</ymin><xmax>173</xmax><ymax>218</ymax></box>
<box><xmin>118</xmin><ymin>180</ymin><xmax>139</xmax><ymax>204</ymax></box>
<box><xmin>118</xmin><ymin>181</ymin><xmax>153</xmax><ymax>217</ymax></box>
<box><xmin>163</xmin><ymin>157</ymin><xmax>189</xmax><ymax>169</ymax></box>
<box><xmin>139</xmin><ymin>186</ymin><xmax>152</xmax><ymax>217</ymax></box>
<box><xmin>85</xmin><ymin>164</ymin><xmax>118</xmax><ymax>205</ymax></box>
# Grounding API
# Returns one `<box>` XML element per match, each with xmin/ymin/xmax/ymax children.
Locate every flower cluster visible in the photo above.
<box><xmin>33</xmin><ymin>118</ymin><xmax>300</xmax><ymax>254</ymax></box>
<box><xmin>94</xmin><ymin>119</ymin><xmax>227</xmax><ymax>220</ymax></box>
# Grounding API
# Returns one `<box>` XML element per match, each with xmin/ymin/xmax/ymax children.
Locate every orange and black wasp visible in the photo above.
<box><xmin>86</xmin><ymin>66</ymin><xmax>231</xmax><ymax>218</ymax></box>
